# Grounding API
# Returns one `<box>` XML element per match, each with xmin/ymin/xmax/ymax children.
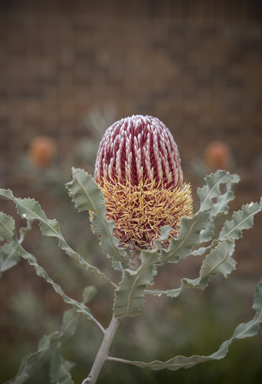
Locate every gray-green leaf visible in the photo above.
<box><xmin>50</xmin><ymin>344</ymin><xmax>75</xmax><ymax>384</ymax></box>
<box><xmin>198</xmin><ymin>219</ymin><xmax>215</xmax><ymax>243</ymax></box>
<box><xmin>198</xmin><ymin>170</ymin><xmax>231</xmax><ymax>212</ymax></box>
<box><xmin>210</xmin><ymin>173</ymin><xmax>240</xmax><ymax>217</ymax></box>
<box><xmin>0</xmin><ymin>242</ymin><xmax>19</xmax><ymax>272</ymax></box>
<box><xmin>3</xmin><ymin>191</ymin><xmax>113</xmax><ymax>285</ymax></box>
<box><xmin>66</xmin><ymin>168</ymin><xmax>129</xmax><ymax>269</ymax></box>
<box><xmin>0</xmin><ymin>188</ymin><xmax>15</xmax><ymax>201</ymax></box>
<box><xmin>220</xmin><ymin>201</ymin><xmax>262</xmax><ymax>240</ymax></box>
<box><xmin>82</xmin><ymin>286</ymin><xmax>97</xmax><ymax>305</ymax></box>
<box><xmin>147</xmin><ymin>240</ymin><xmax>235</xmax><ymax>298</ymax></box>
<box><xmin>114</xmin><ymin>250</ymin><xmax>159</xmax><ymax>318</ymax></box>
<box><xmin>61</xmin><ymin>310</ymin><xmax>79</xmax><ymax>339</ymax></box>
<box><xmin>9</xmin><ymin>232</ymin><xmax>103</xmax><ymax>331</ymax></box>
<box><xmin>160</xmin><ymin>211</ymin><xmax>209</xmax><ymax>264</ymax></box>
<box><xmin>0</xmin><ymin>212</ymin><xmax>15</xmax><ymax>240</ymax></box>
<box><xmin>109</xmin><ymin>279</ymin><xmax>262</xmax><ymax>371</ymax></box>
<box><xmin>4</xmin><ymin>331</ymin><xmax>60</xmax><ymax>384</ymax></box>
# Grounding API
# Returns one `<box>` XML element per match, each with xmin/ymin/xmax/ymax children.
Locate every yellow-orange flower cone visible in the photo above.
<box><xmin>94</xmin><ymin>115</ymin><xmax>193</xmax><ymax>249</ymax></box>
<box><xmin>29</xmin><ymin>136</ymin><xmax>57</xmax><ymax>168</ymax></box>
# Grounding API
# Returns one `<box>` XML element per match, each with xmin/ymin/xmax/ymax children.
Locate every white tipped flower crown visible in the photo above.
<box><xmin>94</xmin><ymin>115</ymin><xmax>192</xmax><ymax>249</ymax></box>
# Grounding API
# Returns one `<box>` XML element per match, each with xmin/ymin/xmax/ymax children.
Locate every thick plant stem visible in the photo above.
<box><xmin>82</xmin><ymin>316</ymin><xmax>122</xmax><ymax>384</ymax></box>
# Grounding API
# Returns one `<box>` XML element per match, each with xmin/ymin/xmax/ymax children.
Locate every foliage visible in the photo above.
<box><xmin>0</xmin><ymin>169</ymin><xmax>262</xmax><ymax>383</ymax></box>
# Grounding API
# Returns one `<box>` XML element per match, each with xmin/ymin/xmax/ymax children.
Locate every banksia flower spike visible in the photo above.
<box><xmin>29</xmin><ymin>136</ymin><xmax>57</xmax><ymax>169</ymax></box>
<box><xmin>94</xmin><ymin>115</ymin><xmax>193</xmax><ymax>250</ymax></box>
<box><xmin>204</xmin><ymin>140</ymin><xmax>231</xmax><ymax>171</ymax></box>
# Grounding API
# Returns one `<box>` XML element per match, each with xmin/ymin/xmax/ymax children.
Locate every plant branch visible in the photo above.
<box><xmin>82</xmin><ymin>316</ymin><xmax>122</xmax><ymax>384</ymax></box>
<box><xmin>109</xmin><ymin>280</ymin><xmax>119</xmax><ymax>289</ymax></box>
<box><xmin>107</xmin><ymin>356</ymin><xmax>131</xmax><ymax>364</ymax></box>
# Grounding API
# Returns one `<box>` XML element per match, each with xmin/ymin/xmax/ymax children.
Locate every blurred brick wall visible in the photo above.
<box><xmin>0</xmin><ymin>0</ymin><xmax>262</xmax><ymax>276</ymax></box>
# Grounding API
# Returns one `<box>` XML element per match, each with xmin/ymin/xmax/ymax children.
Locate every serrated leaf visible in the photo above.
<box><xmin>66</xmin><ymin>168</ymin><xmax>107</xmax><ymax>215</ymax></box>
<box><xmin>114</xmin><ymin>250</ymin><xmax>159</xmax><ymax>318</ymax></box>
<box><xmin>191</xmin><ymin>246</ymin><xmax>208</xmax><ymax>257</ymax></box>
<box><xmin>0</xmin><ymin>190</ymin><xmax>104</xmax><ymax>333</ymax></box>
<box><xmin>199</xmin><ymin>240</ymin><xmax>236</xmax><ymax>278</ymax></box>
<box><xmin>146</xmin><ymin>289</ymin><xmax>165</xmax><ymax>297</ymax></box>
<box><xmin>192</xmin><ymin>171</ymin><xmax>240</xmax><ymax>248</ymax></box>
<box><xmin>9</xmin><ymin>233</ymin><xmax>103</xmax><ymax>331</ymax></box>
<box><xmin>167</xmin><ymin>276</ymin><xmax>210</xmax><ymax>298</ymax></box>
<box><xmin>19</xmin><ymin>220</ymin><xmax>33</xmax><ymax>243</ymax></box>
<box><xmin>91</xmin><ymin>213</ymin><xmax>129</xmax><ymax>269</ymax></box>
<box><xmin>0</xmin><ymin>242</ymin><xmax>19</xmax><ymax>272</ymax></box>
<box><xmin>0</xmin><ymin>212</ymin><xmax>15</xmax><ymax>240</ymax></box>
<box><xmin>146</xmin><ymin>276</ymin><xmax>210</xmax><ymax>298</ymax></box>
<box><xmin>6</xmin><ymin>194</ymin><xmax>113</xmax><ymax>285</ymax></box>
<box><xmin>4</xmin><ymin>373</ymin><xmax>29</xmax><ymax>384</ymax></box>
<box><xmin>4</xmin><ymin>331</ymin><xmax>60</xmax><ymax>384</ymax></box>
<box><xmin>66</xmin><ymin>168</ymin><xmax>129</xmax><ymax>269</ymax></box>
<box><xmin>198</xmin><ymin>170</ymin><xmax>231</xmax><ymax>212</ymax></box>
<box><xmin>154</xmin><ymin>225</ymin><xmax>172</xmax><ymax>250</ymax></box>
<box><xmin>110</xmin><ymin>279</ymin><xmax>262</xmax><ymax>371</ymax></box>
<box><xmin>198</xmin><ymin>219</ymin><xmax>215</xmax><ymax>243</ymax></box>
<box><xmin>0</xmin><ymin>188</ymin><xmax>15</xmax><ymax>200</ymax></box>
<box><xmin>253</xmin><ymin>280</ymin><xmax>262</xmax><ymax>312</ymax></box>
<box><xmin>0</xmin><ymin>221</ymin><xmax>33</xmax><ymax>273</ymax></box>
<box><xmin>15</xmin><ymin>198</ymin><xmax>61</xmax><ymax>236</ymax></box>
<box><xmin>38</xmin><ymin>332</ymin><xmax>60</xmax><ymax>350</ymax></box>
<box><xmin>210</xmin><ymin>174</ymin><xmax>240</xmax><ymax>217</ymax></box>
<box><xmin>61</xmin><ymin>310</ymin><xmax>79</xmax><ymax>339</ymax></box>
<box><xmin>82</xmin><ymin>286</ymin><xmax>97</xmax><ymax>305</ymax></box>
<box><xmin>147</xmin><ymin>240</ymin><xmax>235</xmax><ymax>298</ymax></box>
<box><xmin>50</xmin><ymin>345</ymin><xmax>75</xmax><ymax>384</ymax></box>
<box><xmin>5</xmin><ymin>306</ymin><xmax>79</xmax><ymax>384</ymax></box>
<box><xmin>219</xmin><ymin>201</ymin><xmax>261</xmax><ymax>240</ymax></box>
<box><xmin>231</xmin><ymin>313</ymin><xmax>261</xmax><ymax>340</ymax></box>
<box><xmin>175</xmin><ymin>240</ymin><xmax>235</xmax><ymax>295</ymax></box>
<box><xmin>160</xmin><ymin>211</ymin><xmax>209</xmax><ymax>263</ymax></box>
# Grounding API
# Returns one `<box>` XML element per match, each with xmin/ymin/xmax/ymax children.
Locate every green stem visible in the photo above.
<box><xmin>82</xmin><ymin>316</ymin><xmax>121</xmax><ymax>384</ymax></box>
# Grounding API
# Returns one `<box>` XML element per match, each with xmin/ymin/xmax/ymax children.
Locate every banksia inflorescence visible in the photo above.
<box><xmin>204</xmin><ymin>140</ymin><xmax>231</xmax><ymax>171</ymax></box>
<box><xmin>94</xmin><ymin>115</ymin><xmax>193</xmax><ymax>250</ymax></box>
<box><xmin>29</xmin><ymin>136</ymin><xmax>57</xmax><ymax>169</ymax></box>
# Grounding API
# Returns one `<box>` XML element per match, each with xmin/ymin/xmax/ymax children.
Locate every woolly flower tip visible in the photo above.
<box><xmin>94</xmin><ymin>115</ymin><xmax>193</xmax><ymax>249</ymax></box>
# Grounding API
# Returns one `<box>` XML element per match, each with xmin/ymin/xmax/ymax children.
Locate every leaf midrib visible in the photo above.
<box><xmin>200</xmin><ymin>173</ymin><xmax>228</xmax><ymax>210</ymax></box>
<box><xmin>1</xmin><ymin>247</ymin><xmax>16</xmax><ymax>270</ymax></box>
<box><xmin>220</xmin><ymin>205</ymin><xmax>261</xmax><ymax>240</ymax></box>
<box><xmin>161</xmin><ymin>213</ymin><xmax>200</xmax><ymax>262</ymax></box>
<box><xmin>75</xmin><ymin>173</ymin><xmax>128</xmax><ymax>267</ymax></box>
<box><xmin>0</xmin><ymin>218</ymin><xmax>14</xmax><ymax>238</ymax></box>
<box><xmin>123</xmin><ymin>252</ymin><xmax>156</xmax><ymax>317</ymax></box>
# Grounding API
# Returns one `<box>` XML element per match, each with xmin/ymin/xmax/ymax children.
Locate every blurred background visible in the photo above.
<box><xmin>0</xmin><ymin>1</ymin><xmax>262</xmax><ymax>383</ymax></box>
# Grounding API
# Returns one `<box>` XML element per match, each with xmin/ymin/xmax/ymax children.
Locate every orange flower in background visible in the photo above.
<box><xmin>204</xmin><ymin>140</ymin><xmax>231</xmax><ymax>171</ymax></box>
<box><xmin>94</xmin><ymin>115</ymin><xmax>193</xmax><ymax>249</ymax></box>
<box><xmin>29</xmin><ymin>136</ymin><xmax>57</xmax><ymax>169</ymax></box>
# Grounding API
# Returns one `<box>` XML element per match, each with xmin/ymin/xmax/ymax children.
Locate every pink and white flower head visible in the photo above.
<box><xmin>94</xmin><ymin>115</ymin><xmax>192</xmax><ymax>250</ymax></box>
